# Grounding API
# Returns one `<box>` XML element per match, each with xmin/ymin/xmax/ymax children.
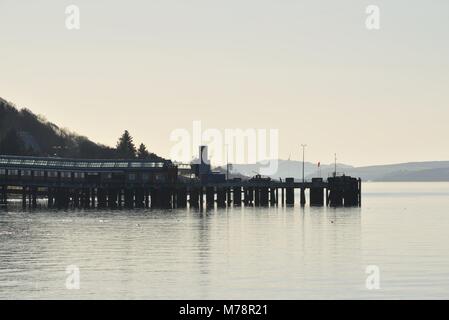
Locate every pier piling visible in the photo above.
<box><xmin>233</xmin><ymin>187</ymin><xmax>242</xmax><ymax>206</ymax></box>
<box><xmin>286</xmin><ymin>178</ymin><xmax>295</xmax><ymax>206</ymax></box>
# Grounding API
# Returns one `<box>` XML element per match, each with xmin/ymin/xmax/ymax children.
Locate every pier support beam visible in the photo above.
<box><xmin>217</xmin><ymin>188</ymin><xmax>226</xmax><ymax>207</ymax></box>
<box><xmin>244</xmin><ymin>187</ymin><xmax>253</xmax><ymax>206</ymax></box>
<box><xmin>270</xmin><ymin>188</ymin><xmax>276</xmax><ymax>206</ymax></box>
<box><xmin>0</xmin><ymin>185</ymin><xmax>7</xmax><ymax>206</ymax></box>
<box><xmin>285</xmin><ymin>178</ymin><xmax>294</xmax><ymax>206</ymax></box>
<box><xmin>300</xmin><ymin>188</ymin><xmax>306</xmax><ymax>207</ymax></box>
<box><xmin>149</xmin><ymin>188</ymin><xmax>158</xmax><ymax>208</ymax></box>
<box><xmin>343</xmin><ymin>177</ymin><xmax>359</xmax><ymax>207</ymax></box>
<box><xmin>329</xmin><ymin>189</ymin><xmax>343</xmax><ymax>207</ymax></box>
<box><xmin>91</xmin><ymin>188</ymin><xmax>96</xmax><ymax>208</ymax></box>
<box><xmin>118</xmin><ymin>189</ymin><xmax>123</xmax><ymax>208</ymax></box>
<box><xmin>31</xmin><ymin>187</ymin><xmax>37</xmax><ymax>208</ymax></box>
<box><xmin>328</xmin><ymin>177</ymin><xmax>343</xmax><ymax>207</ymax></box>
<box><xmin>310</xmin><ymin>186</ymin><xmax>324</xmax><ymax>207</ymax></box>
<box><xmin>54</xmin><ymin>188</ymin><xmax>69</xmax><ymax>209</ymax></box>
<box><xmin>281</xmin><ymin>188</ymin><xmax>284</xmax><ymax>206</ymax></box>
<box><xmin>73</xmin><ymin>189</ymin><xmax>80</xmax><ymax>208</ymax></box>
<box><xmin>107</xmin><ymin>189</ymin><xmax>118</xmax><ymax>208</ymax></box>
<box><xmin>199</xmin><ymin>188</ymin><xmax>204</xmax><ymax>209</ymax></box>
<box><xmin>144</xmin><ymin>189</ymin><xmax>150</xmax><ymax>208</ymax></box>
<box><xmin>233</xmin><ymin>187</ymin><xmax>242</xmax><ymax>206</ymax></box>
<box><xmin>260</xmin><ymin>187</ymin><xmax>269</xmax><ymax>206</ymax></box>
<box><xmin>135</xmin><ymin>188</ymin><xmax>145</xmax><ymax>208</ymax></box>
<box><xmin>124</xmin><ymin>189</ymin><xmax>134</xmax><ymax>208</ymax></box>
<box><xmin>358</xmin><ymin>178</ymin><xmax>362</xmax><ymax>207</ymax></box>
<box><xmin>98</xmin><ymin>188</ymin><xmax>107</xmax><ymax>208</ymax></box>
<box><xmin>176</xmin><ymin>188</ymin><xmax>187</xmax><ymax>208</ymax></box>
<box><xmin>83</xmin><ymin>188</ymin><xmax>90</xmax><ymax>208</ymax></box>
<box><xmin>254</xmin><ymin>187</ymin><xmax>260</xmax><ymax>206</ymax></box>
<box><xmin>189</xmin><ymin>188</ymin><xmax>199</xmax><ymax>208</ymax></box>
<box><xmin>206</xmin><ymin>187</ymin><xmax>215</xmax><ymax>207</ymax></box>
<box><xmin>22</xmin><ymin>187</ymin><xmax>27</xmax><ymax>208</ymax></box>
<box><xmin>326</xmin><ymin>176</ymin><xmax>360</xmax><ymax>207</ymax></box>
<box><xmin>159</xmin><ymin>188</ymin><xmax>172</xmax><ymax>208</ymax></box>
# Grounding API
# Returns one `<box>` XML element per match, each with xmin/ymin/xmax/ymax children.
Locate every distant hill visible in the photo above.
<box><xmin>377</xmin><ymin>167</ymin><xmax>449</xmax><ymax>181</ymax></box>
<box><xmin>227</xmin><ymin>160</ymin><xmax>353</xmax><ymax>181</ymax></box>
<box><xmin>322</xmin><ymin>161</ymin><xmax>449</xmax><ymax>182</ymax></box>
<box><xmin>0</xmin><ymin>97</ymin><xmax>165</xmax><ymax>161</ymax></box>
<box><xmin>229</xmin><ymin>159</ymin><xmax>449</xmax><ymax>182</ymax></box>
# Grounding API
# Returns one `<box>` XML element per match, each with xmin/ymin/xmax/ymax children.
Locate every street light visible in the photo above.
<box><xmin>334</xmin><ymin>153</ymin><xmax>337</xmax><ymax>177</ymax></box>
<box><xmin>225</xmin><ymin>144</ymin><xmax>229</xmax><ymax>180</ymax></box>
<box><xmin>301</xmin><ymin>144</ymin><xmax>307</xmax><ymax>183</ymax></box>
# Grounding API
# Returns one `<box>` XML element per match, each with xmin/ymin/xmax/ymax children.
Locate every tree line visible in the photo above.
<box><xmin>115</xmin><ymin>130</ymin><xmax>161</xmax><ymax>160</ymax></box>
<box><xmin>0</xmin><ymin>127</ymin><xmax>162</xmax><ymax>161</ymax></box>
<box><xmin>0</xmin><ymin>97</ymin><xmax>165</xmax><ymax>161</ymax></box>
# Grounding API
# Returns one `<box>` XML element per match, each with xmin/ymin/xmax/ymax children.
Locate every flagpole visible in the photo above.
<box><xmin>318</xmin><ymin>161</ymin><xmax>321</xmax><ymax>178</ymax></box>
<box><xmin>301</xmin><ymin>144</ymin><xmax>307</xmax><ymax>183</ymax></box>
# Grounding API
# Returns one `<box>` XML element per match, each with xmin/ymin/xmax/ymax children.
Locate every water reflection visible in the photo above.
<box><xmin>1</xmin><ymin>183</ymin><xmax>449</xmax><ymax>299</ymax></box>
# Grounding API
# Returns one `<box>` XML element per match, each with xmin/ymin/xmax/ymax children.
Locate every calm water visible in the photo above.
<box><xmin>1</xmin><ymin>182</ymin><xmax>449</xmax><ymax>299</ymax></box>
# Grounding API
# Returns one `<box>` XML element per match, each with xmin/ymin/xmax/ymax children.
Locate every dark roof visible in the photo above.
<box><xmin>0</xmin><ymin>155</ymin><xmax>170</xmax><ymax>171</ymax></box>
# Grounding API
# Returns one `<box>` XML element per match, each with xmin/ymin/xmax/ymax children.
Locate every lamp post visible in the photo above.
<box><xmin>301</xmin><ymin>144</ymin><xmax>307</xmax><ymax>183</ymax></box>
<box><xmin>334</xmin><ymin>153</ymin><xmax>337</xmax><ymax>177</ymax></box>
<box><xmin>225</xmin><ymin>144</ymin><xmax>229</xmax><ymax>180</ymax></box>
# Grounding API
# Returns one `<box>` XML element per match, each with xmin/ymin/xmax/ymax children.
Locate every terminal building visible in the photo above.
<box><xmin>0</xmin><ymin>155</ymin><xmax>177</xmax><ymax>187</ymax></box>
<box><xmin>0</xmin><ymin>150</ymin><xmax>361</xmax><ymax>209</ymax></box>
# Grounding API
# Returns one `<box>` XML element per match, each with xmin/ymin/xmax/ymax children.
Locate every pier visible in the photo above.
<box><xmin>0</xmin><ymin>153</ymin><xmax>361</xmax><ymax>210</ymax></box>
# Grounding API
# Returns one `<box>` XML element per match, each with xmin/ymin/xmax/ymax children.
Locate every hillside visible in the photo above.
<box><xmin>0</xmin><ymin>97</ymin><xmax>164</xmax><ymax>160</ymax></box>
<box><xmin>227</xmin><ymin>160</ymin><xmax>352</xmax><ymax>180</ymax></box>
<box><xmin>229</xmin><ymin>159</ymin><xmax>449</xmax><ymax>182</ymax></box>
<box><xmin>333</xmin><ymin>162</ymin><xmax>449</xmax><ymax>181</ymax></box>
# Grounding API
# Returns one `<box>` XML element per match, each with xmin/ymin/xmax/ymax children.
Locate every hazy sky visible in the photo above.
<box><xmin>1</xmin><ymin>0</ymin><xmax>448</xmax><ymax>166</ymax></box>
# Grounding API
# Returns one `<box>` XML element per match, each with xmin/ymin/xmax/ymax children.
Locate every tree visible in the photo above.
<box><xmin>0</xmin><ymin>128</ymin><xmax>25</xmax><ymax>155</ymax></box>
<box><xmin>116</xmin><ymin>130</ymin><xmax>136</xmax><ymax>159</ymax></box>
<box><xmin>137</xmin><ymin>143</ymin><xmax>151</xmax><ymax>159</ymax></box>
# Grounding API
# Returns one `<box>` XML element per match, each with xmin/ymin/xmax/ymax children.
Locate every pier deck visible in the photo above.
<box><xmin>0</xmin><ymin>155</ymin><xmax>361</xmax><ymax>209</ymax></box>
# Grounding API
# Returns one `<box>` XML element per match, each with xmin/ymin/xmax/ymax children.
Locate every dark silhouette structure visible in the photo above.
<box><xmin>0</xmin><ymin>155</ymin><xmax>177</xmax><ymax>209</ymax></box>
<box><xmin>0</xmin><ymin>151</ymin><xmax>361</xmax><ymax>209</ymax></box>
<box><xmin>0</xmin><ymin>98</ymin><xmax>362</xmax><ymax>210</ymax></box>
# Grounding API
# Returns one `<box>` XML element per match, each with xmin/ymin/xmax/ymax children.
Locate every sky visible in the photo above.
<box><xmin>1</xmin><ymin>0</ymin><xmax>448</xmax><ymax>166</ymax></box>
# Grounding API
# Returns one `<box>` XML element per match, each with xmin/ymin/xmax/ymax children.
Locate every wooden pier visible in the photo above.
<box><xmin>0</xmin><ymin>155</ymin><xmax>361</xmax><ymax>210</ymax></box>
